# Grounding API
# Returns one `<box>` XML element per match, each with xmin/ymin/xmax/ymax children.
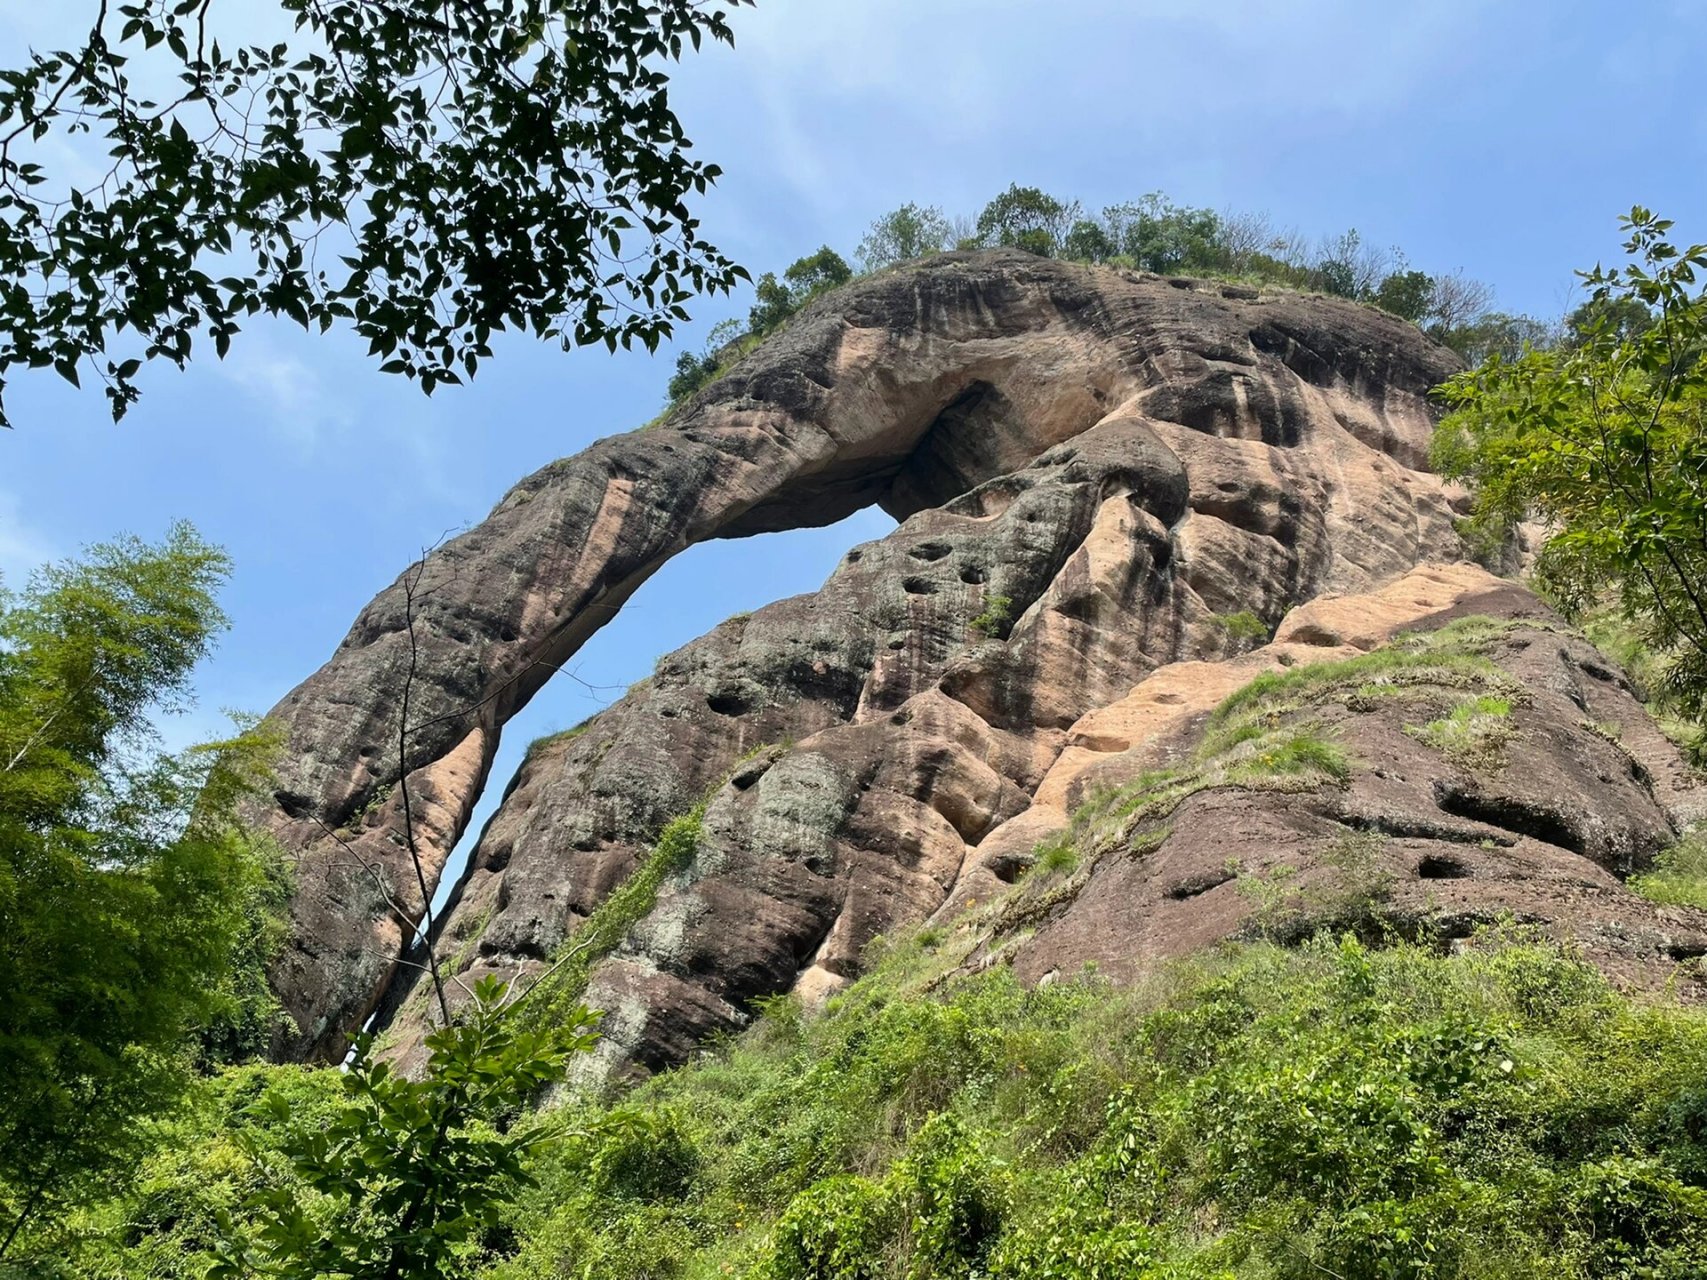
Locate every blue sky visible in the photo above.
<box><xmin>3</xmin><ymin>0</ymin><xmax>1704</xmax><ymax>890</ymax></box>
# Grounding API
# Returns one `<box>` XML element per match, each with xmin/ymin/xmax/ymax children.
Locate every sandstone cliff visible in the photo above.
<box><xmin>255</xmin><ymin>249</ymin><xmax>1705</xmax><ymax>1070</ymax></box>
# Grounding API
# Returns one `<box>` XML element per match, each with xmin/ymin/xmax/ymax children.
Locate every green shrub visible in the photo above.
<box><xmin>466</xmin><ymin>925</ymin><xmax>1707</xmax><ymax>1280</ymax></box>
<box><xmin>769</xmin><ymin>1175</ymin><xmax>895</xmax><ymax>1280</ymax></box>
<box><xmin>1210</xmin><ymin>608</ymin><xmax>1271</xmax><ymax>645</ymax></box>
<box><xmin>50</xmin><ymin>1064</ymin><xmax>346</xmax><ymax>1279</ymax></box>
<box><xmin>101</xmin><ymin>928</ymin><xmax>1707</xmax><ymax>1280</ymax></box>
<box><xmin>1630</xmin><ymin>832</ymin><xmax>1707</xmax><ymax>910</ymax></box>
<box><xmin>891</xmin><ymin>1114</ymin><xmax>1009</xmax><ymax>1278</ymax></box>
<box><xmin>584</xmin><ymin>1106</ymin><xmax>701</xmax><ymax>1203</ymax></box>
<box><xmin>968</xmin><ymin>593</ymin><xmax>1014</xmax><ymax>638</ymax></box>
<box><xmin>667</xmin><ymin>348</ymin><xmax>720</xmax><ymax>402</ymax></box>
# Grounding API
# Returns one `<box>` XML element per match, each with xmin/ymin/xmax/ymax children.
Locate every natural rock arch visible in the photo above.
<box><xmin>257</xmin><ymin>249</ymin><xmax>1467</xmax><ymax>1062</ymax></box>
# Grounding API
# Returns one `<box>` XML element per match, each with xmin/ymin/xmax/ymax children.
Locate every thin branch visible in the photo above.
<box><xmin>398</xmin><ymin>547</ymin><xmax>451</xmax><ymax>1027</ymax></box>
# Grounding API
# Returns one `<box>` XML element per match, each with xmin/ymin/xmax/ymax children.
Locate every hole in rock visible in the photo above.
<box><xmin>422</xmin><ymin>508</ymin><xmax>898</xmax><ymax>925</ymax></box>
<box><xmin>1417</xmin><ymin>854</ymin><xmax>1472</xmax><ymax>880</ymax></box>
<box><xmin>1167</xmin><ymin>868</ymin><xmax>1237</xmax><ymax>899</ymax></box>
<box><xmin>706</xmin><ymin>692</ymin><xmax>749</xmax><ymax>717</ymax></box>
<box><xmin>1432</xmin><ymin>782</ymin><xmax>1586</xmax><ymax>855</ymax></box>
<box><xmin>902</xmin><ymin>576</ymin><xmax>940</xmax><ymax>595</ymax></box>
<box><xmin>909</xmin><ymin>541</ymin><xmax>952</xmax><ymax>561</ymax></box>
<box><xmin>959</xmin><ymin>565</ymin><xmax>987</xmax><ymax>585</ymax></box>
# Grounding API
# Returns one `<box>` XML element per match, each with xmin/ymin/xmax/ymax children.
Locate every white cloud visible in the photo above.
<box><xmin>215</xmin><ymin>335</ymin><xmax>352</xmax><ymax>460</ymax></box>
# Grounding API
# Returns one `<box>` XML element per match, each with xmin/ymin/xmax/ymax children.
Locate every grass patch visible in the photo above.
<box><xmin>1052</xmin><ymin>726</ymin><xmax>1351</xmax><ymax>865</ymax></box>
<box><xmin>1033</xmin><ymin>836</ymin><xmax>1079</xmax><ymax>877</ymax></box>
<box><xmin>79</xmin><ymin>932</ymin><xmax>1707</xmax><ymax>1279</ymax></box>
<box><xmin>1407</xmin><ymin>693</ymin><xmax>1517</xmax><ymax>770</ymax></box>
<box><xmin>531</xmin><ymin>808</ymin><xmax>704</xmax><ymax>1021</ymax></box>
<box><xmin>1203</xmin><ymin>619</ymin><xmax>1528</xmax><ymax>758</ymax></box>
<box><xmin>526</xmin><ymin>718</ymin><xmax>595</xmax><ymax>758</ymax></box>
<box><xmin>1005</xmin><ymin>619</ymin><xmax>1537</xmax><ymax>931</ymax></box>
<box><xmin>1631</xmin><ymin>832</ymin><xmax>1707</xmax><ymax>911</ymax></box>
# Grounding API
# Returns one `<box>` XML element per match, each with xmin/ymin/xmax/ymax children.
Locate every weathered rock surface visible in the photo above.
<box><xmin>258</xmin><ymin>248</ymin><xmax>1703</xmax><ymax>1075</ymax></box>
<box><xmin>958</xmin><ymin>566</ymin><xmax>1707</xmax><ymax>1000</ymax></box>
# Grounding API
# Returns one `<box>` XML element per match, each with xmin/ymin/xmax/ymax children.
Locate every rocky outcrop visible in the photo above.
<box><xmin>259</xmin><ymin>248</ymin><xmax>1703</xmax><ymax>1074</ymax></box>
<box><xmin>952</xmin><ymin>565</ymin><xmax>1707</xmax><ymax>997</ymax></box>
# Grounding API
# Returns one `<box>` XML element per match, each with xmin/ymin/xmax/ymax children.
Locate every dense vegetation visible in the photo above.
<box><xmin>0</xmin><ymin>527</ymin><xmax>285</xmax><ymax>1258</ymax></box>
<box><xmin>661</xmin><ymin>183</ymin><xmax>1557</xmax><ymax>412</ymax></box>
<box><xmin>0</xmin><ymin>533</ymin><xmax>601</xmax><ymax>1278</ymax></box>
<box><xmin>26</xmin><ymin>607</ymin><xmax>1707</xmax><ymax>1278</ymax></box>
<box><xmin>54</xmin><ymin>929</ymin><xmax>1707</xmax><ymax>1280</ymax></box>
<box><xmin>498</xmin><ymin>929</ymin><xmax>1707</xmax><ymax>1280</ymax></box>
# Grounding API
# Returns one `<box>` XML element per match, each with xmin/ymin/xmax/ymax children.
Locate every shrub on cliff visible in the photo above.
<box><xmin>1434</xmin><ymin>209</ymin><xmax>1707</xmax><ymax>720</ymax></box>
<box><xmin>483</xmin><ymin>930</ymin><xmax>1707</xmax><ymax>1280</ymax></box>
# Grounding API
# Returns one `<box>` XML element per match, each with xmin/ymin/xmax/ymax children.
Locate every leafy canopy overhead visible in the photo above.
<box><xmin>0</xmin><ymin>0</ymin><xmax>752</xmax><ymax>426</ymax></box>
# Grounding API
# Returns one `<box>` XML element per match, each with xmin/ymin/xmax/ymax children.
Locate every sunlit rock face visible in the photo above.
<box><xmin>257</xmin><ymin>249</ymin><xmax>1705</xmax><ymax>1072</ymax></box>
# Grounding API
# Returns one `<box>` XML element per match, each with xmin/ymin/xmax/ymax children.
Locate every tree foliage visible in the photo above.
<box><xmin>0</xmin><ymin>524</ymin><xmax>279</xmax><ymax>1258</ymax></box>
<box><xmin>844</xmin><ymin>187</ymin><xmax>1528</xmax><ymax>362</ymax></box>
<box><xmin>214</xmin><ymin>978</ymin><xmax>600</xmax><ymax>1280</ymax></box>
<box><xmin>669</xmin><ymin>246</ymin><xmax>853</xmax><ymax>404</ymax></box>
<box><xmin>974</xmin><ymin>184</ymin><xmax>1079</xmax><ymax>257</ymax></box>
<box><xmin>0</xmin><ymin>0</ymin><xmax>752</xmax><ymax>426</ymax></box>
<box><xmin>1372</xmin><ymin>268</ymin><xmax>1435</xmax><ymax>322</ymax></box>
<box><xmin>1433</xmin><ymin>209</ymin><xmax>1707</xmax><ymax>717</ymax></box>
<box><xmin>855</xmin><ymin>202</ymin><xmax>952</xmax><ymax>272</ymax></box>
<box><xmin>782</xmin><ymin>245</ymin><xmax>853</xmax><ymax>300</ymax></box>
<box><xmin>1103</xmin><ymin>195</ymin><xmax>1227</xmax><ymax>275</ymax></box>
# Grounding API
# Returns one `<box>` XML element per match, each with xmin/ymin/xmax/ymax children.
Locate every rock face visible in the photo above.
<box><xmin>257</xmin><ymin>249</ymin><xmax>1705</xmax><ymax>1071</ymax></box>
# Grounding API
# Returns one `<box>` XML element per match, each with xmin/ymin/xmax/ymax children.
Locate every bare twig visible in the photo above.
<box><xmin>397</xmin><ymin>546</ymin><xmax>452</xmax><ymax>1027</ymax></box>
